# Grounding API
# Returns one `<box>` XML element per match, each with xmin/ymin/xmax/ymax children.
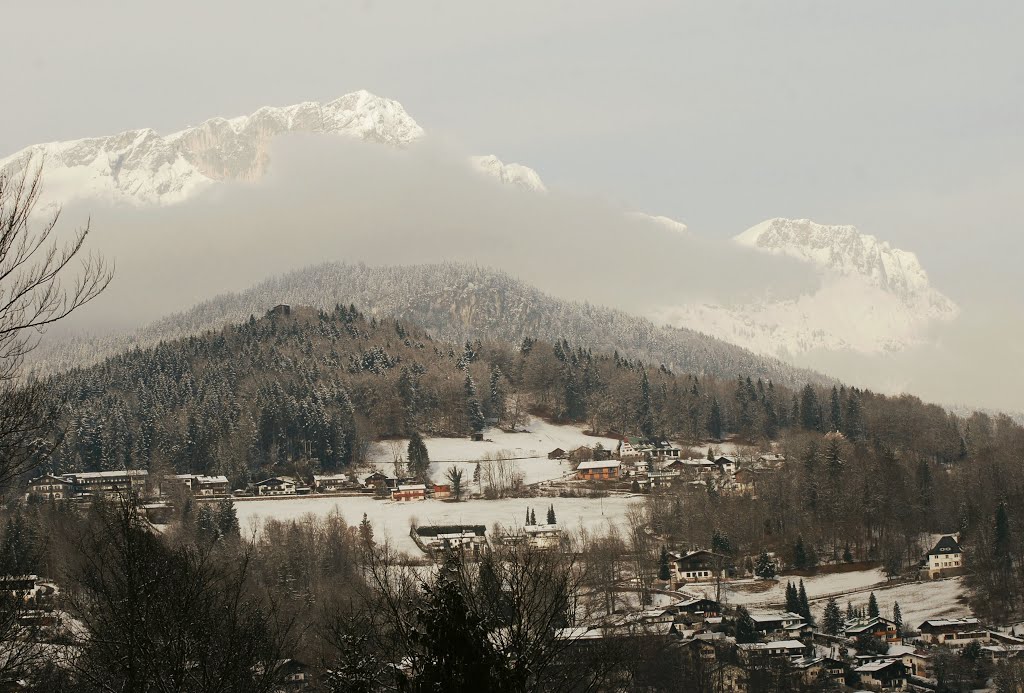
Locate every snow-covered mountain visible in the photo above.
<box><xmin>0</xmin><ymin>91</ymin><xmax>424</xmax><ymax>209</ymax></box>
<box><xmin>2</xmin><ymin>94</ymin><xmax>954</xmax><ymax>361</ymax></box>
<box><xmin>658</xmin><ymin>218</ymin><xmax>959</xmax><ymax>356</ymax></box>
<box><xmin>0</xmin><ymin>90</ymin><xmax>552</xmax><ymax>207</ymax></box>
<box><xmin>470</xmin><ymin>155</ymin><xmax>546</xmax><ymax>192</ymax></box>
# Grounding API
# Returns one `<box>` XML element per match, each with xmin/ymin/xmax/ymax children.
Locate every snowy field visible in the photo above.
<box><xmin>366</xmin><ymin>419</ymin><xmax>620</xmax><ymax>486</ymax></box>
<box><xmin>234</xmin><ymin>494</ymin><xmax>640</xmax><ymax>555</ymax></box>
<box><xmin>702</xmin><ymin>568</ymin><xmax>888</xmax><ymax>607</ymax></box>
<box><xmin>809</xmin><ymin>577</ymin><xmax>971</xmax><ymax>629</ymax></box>
<box><xmin>683</xmin><ymin>566</ymin><xmax>970</xmax><ymax>628</ymax></box>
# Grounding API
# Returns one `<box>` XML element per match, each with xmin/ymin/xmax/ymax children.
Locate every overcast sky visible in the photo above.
<box><xmin>6</xmin><ymin>1</ymin><xmax>1024</xmax><ymax>407</ymax></box>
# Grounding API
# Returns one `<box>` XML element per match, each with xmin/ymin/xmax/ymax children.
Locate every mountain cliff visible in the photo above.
<box><xmin>660</xmin><ymin>218</ymin><xmax>958</xmax><ymax>356</ymax></box>
<box><xmin>0</xmin><ymin>91</ymin><xmax>424</xmax><ymax>209</ymax></box>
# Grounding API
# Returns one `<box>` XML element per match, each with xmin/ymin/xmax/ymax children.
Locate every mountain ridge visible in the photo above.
<box><xmin>30</xmin><ymin>262</ymin><xmax>830</xmax><ymax>390</ymax></box>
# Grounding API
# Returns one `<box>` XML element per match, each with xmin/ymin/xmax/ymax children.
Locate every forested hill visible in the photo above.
<box><xmin>44</xmin><ymin>304</ymin><xmax>983</xmax><ymax>492</ymax></box>
<box><xmin>31</xmin><ymin>262</ymin><xmax>827</xmax><ymax>389</ymax></box>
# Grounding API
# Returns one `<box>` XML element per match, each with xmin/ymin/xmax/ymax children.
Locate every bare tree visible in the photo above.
<box><xmin>0</xmin><ymin>161</ymin><xmax>112</xmax><ymax>487</ymax></box>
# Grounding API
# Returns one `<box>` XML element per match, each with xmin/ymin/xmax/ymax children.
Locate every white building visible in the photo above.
<box><xmin>254</xmin><ymin>477</ymin><xmax>296</xmax><ymax>496</ymax></box>
<box><xmin>925</xmin><ymin>535</ymin><xmax>964</xmax><ymax>578</ymax></box>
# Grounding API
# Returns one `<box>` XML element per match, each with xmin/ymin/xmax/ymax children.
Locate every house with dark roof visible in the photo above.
<box><xmin>924</xmin><ymin>535</ymin><xmax>964</xmax><ymax>578</ymax></box>
<box><xmin>918</xmin><ymin>618</ymin><xmax>986</xmax><ymax>647</ymax></box>
<box><xmin>414</xmin><ymin>525</ymin><xmax>487</xmax><ymax>557</ymax></box>
<box><xmin>845</xmin><ymin>616</ymin><xmax>900</xmax><ymax>644</ymax></box>
<box><xmin>669</xmin><ymin>549</ymin><xmax>730</xmax><ymax>583</ymax></box>
<box><xmin>854</xmin><ymin>659</ymin><xmax>907</xmax><ymax>690</ymax></box>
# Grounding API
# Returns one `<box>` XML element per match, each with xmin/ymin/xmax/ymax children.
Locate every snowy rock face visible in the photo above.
<box><xmin>0</xmin><ymin>90</ymin><xmax>424</xmax><ymax>209</ymax></box>
<box><xmin>661</xmin><ymin>218</ymin><xmax>958</xmax><ymax>356</ymax></box>
<box><xmin>469</xmin><ymin>155</ymin><xmax>547</xmax><ymax>192</ymax></box>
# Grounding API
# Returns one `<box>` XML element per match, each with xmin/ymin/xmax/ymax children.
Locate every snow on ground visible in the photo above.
<box><xmin>234</xmin><ymin>495</ymin><xmax>640</xmax><ymax>555</ymax></box>
<box><xmin>808</xmin><ymin>577</ymin><xmax>971</xmax><ymax>628</ymax></box>
<box><xmin>708</xmin><ymin>568</ymin><xmax>888</xmax><ymax>607</ymax></box>
<box><xmin>366</xmin><ymin>418</ymin><xmax>620</xmax><ymax>486</ymax></box>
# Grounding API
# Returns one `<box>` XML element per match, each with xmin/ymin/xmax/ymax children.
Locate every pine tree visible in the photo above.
<box><xmin>446</xmin><ymin>465</ymin><xmax>464</xmax><ymax>501</ymax></box>
<box><xmin>995</xmin><ymin>502</ymin><xmax>1012</xmax><ymax>568</ymax></box>
<box><xmin>754</xmin><ymin>552</ymin><xmax>777</xmax><ymax>579</ymax></box>
<box><xmin>800</xmin><ymin>385</ymin><xmax>821</xmax><ymax>431</ymax></box>
<box><xmin>793</xmin><ymin>535</ymin><xmax>808</xmax><ymax>570</ymax></box>
<box><xmin>734</xmin><ymin>606</ymin><xmax>759</xmax><ymax>644</ymax></box>
<box><xmin>464</xmin><ymin>374</ymin><xmax>486</xmax><ymax>433</ymax></box>
<box><xmin>638</xmin><ymin>370</ymin><xmax>654</xmax><ymax>439</ymax></box>
<box><xmin>893</xmin><ymin>602</ymin><xmax>903</xmax><ymax>636</ymax></box>
<box><xmin>846</xmin><ymin>601</ymin><xmax>855</xmax><ymax>621</ymax></box>
<box><xmin>359</xmin><ymin>513</ymin><xmax>374</xmax><ymax>544</ymax></box>
<box><xmin>706</xmin><ymin>446</ymin><xmax>714</xmax><ymax>462</ymax></box>
<box><xmin>708</xmin><ymin>399</ymin><xmax>723</xmax><ymax>440</ymax></box>
<box><xmin>867</xmin><ymin>592</ymin><xmax>879</xmax><ymax>618</ymax></box>
<box><xmin>823</xmin><ymin>597</ymin><xmax>843</xmax><ymax>635</ymax></box>
<box><xmin>526</xmin><ymin>508</ymin><xmax>532</xmax><ymax>526</ymax></box>
<box><xmin>843</xmin><ymin>542</ymin><xmax>853</xmax><ymax>563</ymax></box>
<box><xmin>785</xmin><ymin>582</ymin><xmax>800</xmax><ymax>614</ymax></box>
<box><xmin>487</xmin><ymin>366</ymin><xmax>505</xmax><ymax>425</ymax></box>
<box><xmin>546</xmin><ymin>504</ymin><xmax>556</xmax><ymax>525</ymax></box>
<box><xmin>196</xmin><ymin>504</ymin><xmax>218</xmax><ymax>543</ymax></box>
<box><xmin>215</xmin><ymin>499</ymin><xmax>240</xmax><ymax>539</ymax></box>
<box><xmin>798</xmin><ymin>580</ymin><xmax>812</xmax><ymax>623</ymax></box>
<box><xmin>414</xmin><ymin>555</ymin><xmax>500</xmax><ymax>691</ymax></box>
<box><xmin>829</xmin><ymin>386</ymin><xmax>843</xmax><ymax>432</ymax></box>
<box><xmin>659</xmin><ymin>546</ymin><xmax>671</xmax><ymax>581</ymax></box>
<box><xmin>407</xmin><ymin>432</ymin><xmax>430</xmax><ymax>481</ymax></box>
<box><xmin>530</xmin><ymin>509</ymin><xmax>537</xmax><ymax>526</ymax></box>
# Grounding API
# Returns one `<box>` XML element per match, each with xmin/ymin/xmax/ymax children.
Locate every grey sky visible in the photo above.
<box><xmin>7</xmin><ymin>3</ymin><xmax>1022</xmax><ymax>276</ymax></box>
<box><xmin>6</xmin><ymin>1</ymin><xmax>1024</xmax><ymax>407</ymax></box>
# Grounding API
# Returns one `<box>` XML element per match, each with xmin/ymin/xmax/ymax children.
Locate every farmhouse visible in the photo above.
<box><xmin>854</xmin><ymin>659</ymin><xmax>907</xmax><ymax>691</ymax></box>
<box><xmin>392</xmin><ymin>484</ymin><xmax>427</xmax><ymax>502</ymax></box>
<box><xmin>886</xmin><ymin>644</ymin><xmax>931</xmax><ymax>677</ymax></box>
<box><xmin>918</xmin><ymin>617</ymin><xmax>985</xmax><ymax>647</ymax></box>
<box><xmin>616</xmin><ymin>439</ymin><xmax>645</xmax><ymax>459</ymax></box>
<box><xmin>312</xmin><ymin>474</ymin><xmax>349</xmax><ymax>493</ymax></box>
<box><xmin>735</xmin><ymin>639</ymin><xmax>807</xmax><ymax>664</ymax></box>
<box><xmin>670</xmin><ymin>549</ymin><xmax>729</xmax><ymax>583</ymax></box>
<box><xmin>713</xmin><ymin>455</ymin><xmax>738</xmax><ymax>475</ymax></box>
<box><xmin>924</xmin><ymin>535</ymin><xmax>964</xmax><ymax>578</ymax></box>
<box><xmin>193</xmin><ymin>475</ymin><xmax>229</xmax><ymax>496</ymax></box>
<box><xmin>414</xmin><ymin>525</ymin><xmax>487</xmax><ymax>557</ymax></box>
<box><xmin>845</xmin><ymin>616</ymin><xmax>900</xmax><ymax>644</ymax></box>
<box><xmin>547</xmin><ymin>448</ymin><xmax>566</xmax><ymax>460</ymax></box>
<box><xmin>673</xmin><ymin>598</ymin><xmax>721</xmax><ymax>620</ymax></box>
<box><xmin>26</xmin><ymin>474</ymin><xmax>73</xmax><ymax>501</ymax></box>
<box><xmin>747</xmin><ymin>611</ymin><xmax>806</xmax><ymax>638</ymax></box>
<box><xmin>254</xmin><ymin>477</ymin><xmax>296</xmax><ymax>496</ymax></box>
<box><xmin>576</xmin><ymin>460</ymin><xmax>620</xmax><ymax>481</ymax></box>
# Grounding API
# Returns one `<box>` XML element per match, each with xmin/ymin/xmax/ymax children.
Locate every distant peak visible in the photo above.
<box><xmin>470</xmin><ymin>154</ymin><xmax>546</xmax><ymax>192</ymax></box>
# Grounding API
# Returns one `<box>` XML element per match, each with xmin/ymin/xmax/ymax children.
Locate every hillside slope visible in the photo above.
<box><xmin>32</xmin><ymin>263</ymin><xmax>829</xmax><ymax>389</ymax></box>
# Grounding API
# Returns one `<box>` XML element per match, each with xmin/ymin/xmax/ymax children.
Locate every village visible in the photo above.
<box><xmin>14</xmin><ymin>427</ymin><xmax>996</xmax><ymax>692</ymax></box>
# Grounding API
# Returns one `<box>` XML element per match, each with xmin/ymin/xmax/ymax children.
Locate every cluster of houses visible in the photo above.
<box><xmin>562</xmin><ymin>437</ymin><xmax>785</xmax><ymax>498</ymax></box>
<box><xmin>25</xmin><ymin>468</ymin><xmax>457</xmax><ymax>503</ymax></box>
<box><xmin>557</xmin><ymin>595</ymin><xmax>1011</xmax><ymax>692</ymax></box>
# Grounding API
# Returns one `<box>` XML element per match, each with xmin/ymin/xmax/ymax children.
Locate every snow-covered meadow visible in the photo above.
<box><xmin>811</xmin><ymin>577</ymin><xmax>971</xmax><ymax>628</ymax></box>
<box><xmin>366</xmin><ymin>419</ymin><xmax>620</xmax><ymax>487</ymax></box>
<box><xmin>234</xmin><ymin>494</ymin><xmax>640</xmax><ymax>555</ymax></box>
<box><xmin>715</xmin><ymin>568</ymin><xmax>888</xmax><ymax>607</ymax></box>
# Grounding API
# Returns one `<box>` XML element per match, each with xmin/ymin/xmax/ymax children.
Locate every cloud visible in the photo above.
<box><xmin>48</xmin><ymin>134</ymin><xmax>818</xmax><ymax>333</ymax></box>
<box><xmin>38</xmin><ymin>133</ymin><xmax>1023</xmax><ymax>412</ymax></box>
